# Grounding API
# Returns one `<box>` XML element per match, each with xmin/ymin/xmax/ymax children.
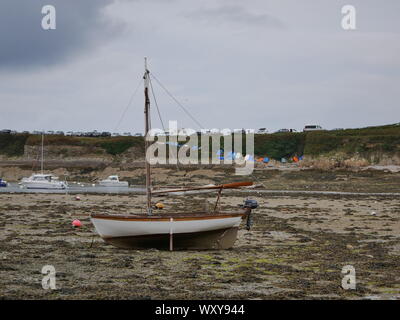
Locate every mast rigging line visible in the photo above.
<box><xmin>114</xmin><ymin>77</ymin><xmax>144</xmax><ymax>132</ymax></box>
<box><xmin>149</xmin><ymin>76</ymin><xmax>165</xmax><ymax>132</ymax></box>
<box><xmin>149</xmin><ymin>72</ymin><xmax>205</xmax><ymax>130</ymax></box>
<box><xmin>149</xmin><ymin>72</ymin><xmax>180</xmax><ymax>170</ymax></box>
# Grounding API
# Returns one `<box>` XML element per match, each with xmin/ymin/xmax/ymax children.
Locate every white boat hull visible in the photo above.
<box><xmin>90</xmin><ymin>213</ymin><xmax>247</xmax><ymax>250</ymax></box>
<box><xmin>23</xmin><ymin>181</ymin><xmax>67</xmax><ymax>189</ymax></box>
<box><xmin>99</xmin><ymin>181</ymin><xmax>129</xmax><ymax>187</ymax></box>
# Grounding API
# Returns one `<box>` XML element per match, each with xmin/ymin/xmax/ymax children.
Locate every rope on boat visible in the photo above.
<box><xmin>149</xmin><ymin>75</ymin><xmax>165</xmax><ymax>132</ymax></box>
<box><xmin>113</xmin><ymin>77</ymin><xmax>143</xmax><ymax>132</ymax></box>
<box><xmin>169</xmin><ymin>217</ymin><xmax>174</xmax><ymax>251</ymax></box>
<box><xmin>149</xmin><ymin>72</ymin><xmax>204</xmax><ymax>130</ymax></box>
<box><xmin>89</xmin><ymin>234</ymin><xmax>95</xmax><ymax>248</ymax></box>
<box><xmin>148</xmin><ymin>72</ymin><xmax>180</xmax><ymax>170</ymax></box>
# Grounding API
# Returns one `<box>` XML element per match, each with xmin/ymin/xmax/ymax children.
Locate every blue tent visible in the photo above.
<box><xmin>263</xmin><ymin>157</ymin><xmax>270</xmax><ymax>163</ymax></box>
<box><xmin>245</xmin><ymin>155</ymin><xmax>255</xmax><ymax>162</ymax></box>
<box><xmin>226</xmin><ymin>151</ymin><xmax>236</xmax><ymax>160</ymax></box>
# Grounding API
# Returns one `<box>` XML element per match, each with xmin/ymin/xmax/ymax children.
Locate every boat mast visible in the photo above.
<box><xmin>144</xmin><ymin>58</ymin><xmax>152</xmax><ymax>215</ymax></box>
<box><xmin>41</xmin><ymin>133</ymin><xmax>44</xmax><ymax>174</ymax></box>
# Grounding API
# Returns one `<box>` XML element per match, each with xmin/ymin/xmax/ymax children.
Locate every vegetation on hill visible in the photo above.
<box><xmin>254</xmin><ymin>133</ymin><xmax>306</xmax><ymax>159</ymax></box>
<box><xmin>0</xmin><ymin>124</ymin><xmax>399</xmax><ymax>161</ymax></box>
<box><xmin>24</xmin><ymin>135</ymin><xmax>144</xmax><ymax>156</ymax></box>
<box><xmin>303</xmin><ymin>124</ymin><xmax>400</xmax><ymax>157</ymax></box>
<box><xmin>0</xmin><ymin>133</ymin><xmax>29</xmax><ymax>156</ymax></box>
<box><xmin>253</xmin><ymin>124</ymin><xmax>399</xmax><ymax>160</ymax></box>
<box><xmin>99</xmin><ymin>138</ymin><xmax>143</xmax><ymax>155</ymax></box>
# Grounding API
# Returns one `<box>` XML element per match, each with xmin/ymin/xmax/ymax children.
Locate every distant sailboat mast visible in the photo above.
<box><xmin>144</xmin><ymin>58</ymin><xmax>152</xmax><ymax>215</ymax></box>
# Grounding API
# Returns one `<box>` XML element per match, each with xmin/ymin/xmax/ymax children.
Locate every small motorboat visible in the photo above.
<box><xmin>0</xmin><ymin>178</ymin><xmax>7</xmax><ymax>187</ymax></box>
<box><xmin>99</xmin><ymin>175</ymin><xmax>129</xmax><ymax>187</ymax></box>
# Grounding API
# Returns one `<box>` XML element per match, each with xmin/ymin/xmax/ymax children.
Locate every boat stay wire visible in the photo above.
<box><xmin>113</xmin><ymin>77</ymin><xmax>143</xmax><ymax>132</ymax></box>
<box><xmin>149</xmin><ymin>75</ymin><xmax>180</xmax><ymax>170</ymax></box>
<box><xmin>149</xmin><ymin>72</ymin><xmax>204</xmax><ymax>130</ymax></box>
<box><xmin>149</xmin><ymin>76</ymin><xmax>165</xmax><ymax>132</ymax></box>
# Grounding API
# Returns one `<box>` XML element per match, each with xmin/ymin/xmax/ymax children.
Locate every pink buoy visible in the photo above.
<box><xmin>72</xmin><ymin>219</ymin><xmax>82</xmax><ymax>227</ymax></box>
<box><xmin>75</xmin><ymin>196</ymin><xmax>81</xmax><ymax>201</ymax></box>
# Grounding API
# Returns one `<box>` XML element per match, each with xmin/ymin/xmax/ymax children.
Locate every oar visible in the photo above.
<box><xmin>152</xmin><ymin>181</ymin><xmax>253</xmax><ymax>194</ymax></box>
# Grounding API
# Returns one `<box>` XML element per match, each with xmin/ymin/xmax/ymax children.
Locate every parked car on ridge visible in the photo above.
<box><xmin>303</xmin><ymin>125</ymin><xmax>324</xmax><ymax>132</ymax></box>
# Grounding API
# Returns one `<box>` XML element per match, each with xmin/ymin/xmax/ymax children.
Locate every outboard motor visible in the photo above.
<box><xmin>243</xmin><ymin>199</ymin><xmax>258</xmax><ymax>209</ymax></box>
<box><xmin>240</xmin><ymin>199</ymin><xmax>258</xmax><ymax>230</ymax></box>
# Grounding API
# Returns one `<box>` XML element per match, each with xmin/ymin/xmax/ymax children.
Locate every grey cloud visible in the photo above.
<box><xmin>0</xmin><ymin>0</ymin><xmax>121</xmax><ymax>69</ymax></box>
<box><xmin>185</xmin><ymin>5</ymin><xmax>284</xmax><ymax>29</ymax></box>
<box><xmin>0</xmin><ymin>0</ymin><xmax>399</xmax><ymax>133</ymax></box>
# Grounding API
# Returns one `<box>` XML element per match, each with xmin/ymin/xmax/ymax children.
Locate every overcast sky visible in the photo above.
<box><xmin>0</xmin><ymin>0</ymin><xmax>399</xmax><ymax>133</ymax></box>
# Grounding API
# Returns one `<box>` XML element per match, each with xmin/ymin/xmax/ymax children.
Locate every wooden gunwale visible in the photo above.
<box><xmin>90</xmin><ymin>211</ymin><xmax>248</xmax><ymax>222</ymax></box>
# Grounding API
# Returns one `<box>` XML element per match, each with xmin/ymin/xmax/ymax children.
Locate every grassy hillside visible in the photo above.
<box><xmin>0</xmin><ymin>133</ymin><xmax>29</xmax><ymax>157</ymax></box>
<box><xmin>303</xmin><ymin>124</ymin><xmax>400</xmax><ymax>157</ymax></box>
<box><xmin>254</xmin><ymin>132</ymin><xmax>306</xmax><ymax>159</ymax></box>
<box><xmin>252</xmin><ymin>124</ymin><xmax>400</xmax><ymax>160</ymax></box>
<box><xmin>0</xmin><ymin>134</ymin><xmax>144</xmax><ymax>157</ymax></box>
<box><xmin>0</xmin><ymin>123</ymin><xmax>399</xmax><ymax>161</ymax></box>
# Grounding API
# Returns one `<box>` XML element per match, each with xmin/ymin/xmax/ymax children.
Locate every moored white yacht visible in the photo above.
<box><xmin>20</xmin><ymin>134</ymin><xmax>68</xmax><ymax>190</ymax></box>
<box><xmin>99</xmin><ymin>175</ymin><xmax>129</xmax><ymax>187</ymax></box>
<box><xmin>21</xmin><ymin>173</ymin><xmax>67</xmax><ymax>189</ymax></box>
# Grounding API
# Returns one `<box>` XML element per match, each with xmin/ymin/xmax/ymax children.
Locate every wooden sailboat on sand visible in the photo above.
<box><xmin>90</xmin><ymin>59</ymin><xmax>258</xmax><ymax>250</ymax></box>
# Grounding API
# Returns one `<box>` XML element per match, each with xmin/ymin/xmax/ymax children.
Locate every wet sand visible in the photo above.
<box><xmin>1</xmin><ymin>187</ymin><xmax>399</xmax><ymax>299</ymax></box>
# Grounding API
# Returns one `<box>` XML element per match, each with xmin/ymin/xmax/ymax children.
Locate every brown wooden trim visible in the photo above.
<box><xmin>91</xmin><ymin>212</ymin><xmax>246</xmax><ymax>222</ymax></box>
